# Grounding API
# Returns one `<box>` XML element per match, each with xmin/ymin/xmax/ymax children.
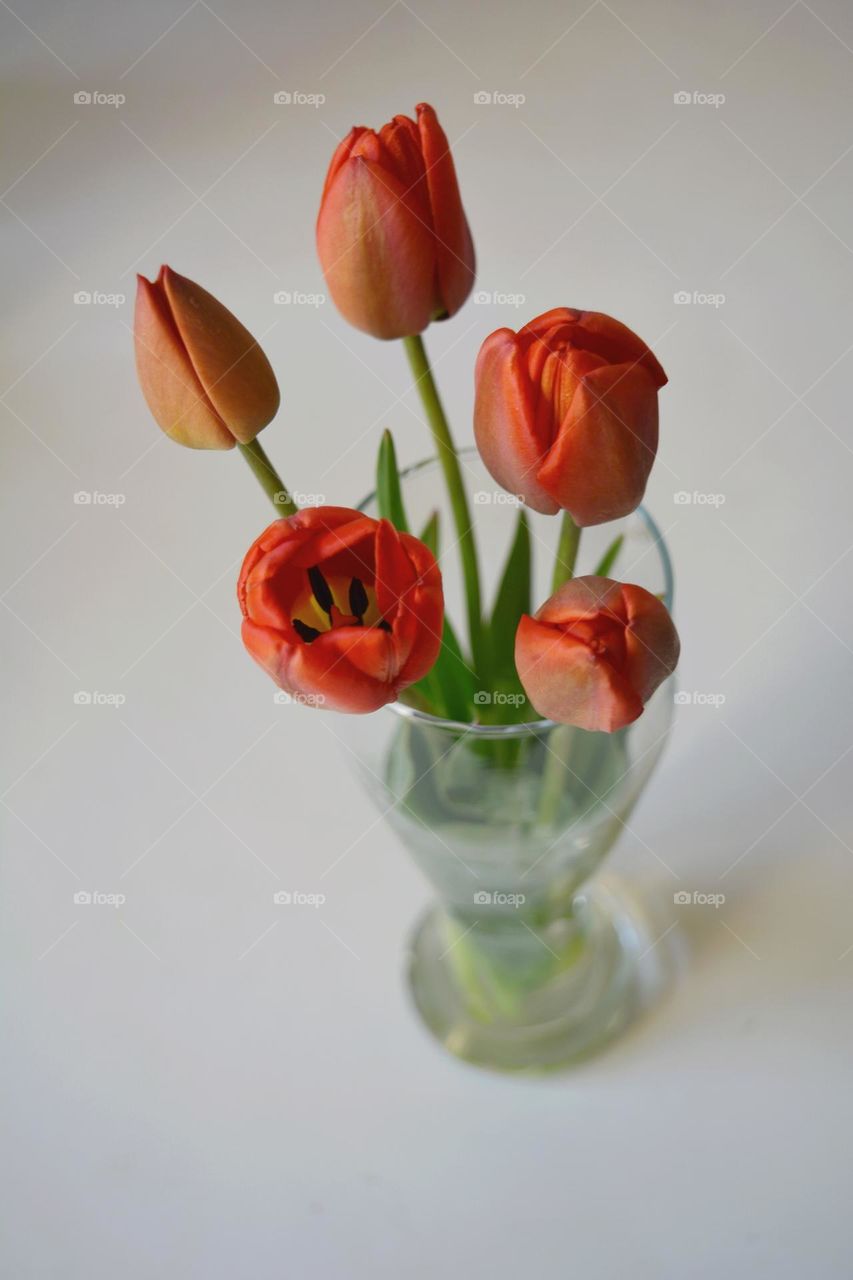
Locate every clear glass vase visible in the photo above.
<box><xmin>338</xmin><ymin>451</ymin><xmax>675</xmax><ymax>1073</ymax></box>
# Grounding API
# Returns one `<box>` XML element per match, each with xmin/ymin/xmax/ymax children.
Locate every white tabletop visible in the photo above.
<box><xmin>3</xmin><ymin>0</ymin><xmax>852</xmax><ymax>1275</ymax></box>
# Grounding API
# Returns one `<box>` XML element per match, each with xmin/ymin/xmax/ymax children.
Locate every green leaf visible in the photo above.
<box><xmin>593</xmin><ymin>533</ymin><xmax>623</xmax><ymax>578</ymax></box>
<box><xmin>374</xmin><ymin>436</ymin><xmax>476</xmax><ymax>721</ymax></box>
<box><xmin>418</xmin><ymin>509</ymin><xmax>439</xmax><ymax>558</ymax></box>
<box><xmin>375</xmin><ymin>429</ymin><xmax>409</xmax><ymax>533</ymax></box>
<box><xmin>409</xmin><ymin>613</ymin><xmax>477</xmax><ymax>723</ymax></box>
<box><xmin>488</xmin><ymin>509</ymin><xmax>531</xmax><ymax>683</ymax></box>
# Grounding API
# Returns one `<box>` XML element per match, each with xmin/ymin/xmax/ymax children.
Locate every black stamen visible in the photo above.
<box><xmin>292</xmin><ymin>618</ymin><xmax>321</xmax><ymax>643</ymax></box>
<box><xmin>349</xmin><ymin>576</ymin><xmax>369</xmax><ymax>622</ymax></box>
<box><xmin>307</xmin><ymin>566</ymin><xmax>334</xmax><ymax>616</ymax></box>
<box><xmin>378</xmin><ymin>619</ymin><xmax>392</xmax><ymax>632</ymax></box>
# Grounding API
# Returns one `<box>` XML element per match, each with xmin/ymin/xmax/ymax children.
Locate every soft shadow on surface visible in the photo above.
<box><xmin>579</xmin><ymin>830</ymin><xmax>853</xmax><ymax>1076</ymax></box>
<box><xmin>440</xmin><ymin>800</ymin><xmax>853</xmax><ymax>1085</ymax></box>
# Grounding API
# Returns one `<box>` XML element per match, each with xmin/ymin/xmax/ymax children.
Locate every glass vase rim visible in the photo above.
<box><xmin>357</xmin><ymin>447</ymin><xmax>675</xmax><ymax>740</ymax></box>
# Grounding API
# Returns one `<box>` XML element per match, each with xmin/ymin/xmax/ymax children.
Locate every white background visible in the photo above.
<box><xmin>2</xmin><ymin>0</ymin><xmax>852</xmax><ymax>1275</ymax></box>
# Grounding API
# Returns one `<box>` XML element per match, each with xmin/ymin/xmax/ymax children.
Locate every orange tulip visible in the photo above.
<box><xmin>316</xmin><ymin>103</ymin><xmax>475</xmax><ymax>339</ymax></box>
<box><xmin>134</xmin><ymin>265</ymin><xmax>280</xmax><ymax>449</ymax></box>
<box><xmin>238</xmin><ymin>507</ymin><xmax>444</xmax><ymax>713</ymax></box>
<box><xmin>474</xmin><ymin>308</ymin><xmax>667</xmax><ymax>526</ymax></box>
<box><xmin>515</xmin><ymin>575</ymin><xmax>679</xmax><ymax>732</ymax></box>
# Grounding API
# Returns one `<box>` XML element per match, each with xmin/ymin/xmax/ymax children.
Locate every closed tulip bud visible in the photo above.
<box><xmin>515</xmin><ymin>575</ymin><xmax>679</xmax><ymax>732</ymax></box>
<box><xmin>317</xmin><ymin>102</ymin><xmax>475</xmax><ymax>340</ymax></box>
<box><xmin>238</xmin><ymin>507</ymin><xmax>444</xmax><ymax>713</ymax></box>
<box><xmin>134</xmin><ymin>265</ymin><xmax>280</xmax><ymax>449</ymax></box>
<box><xmin>475</xmin><ymin>308</ymin><xmax>667</xmax><ymax>526</ymax></box>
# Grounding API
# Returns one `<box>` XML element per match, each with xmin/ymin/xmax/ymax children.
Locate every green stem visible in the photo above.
<box><xmin>537</xmin><ymin>723</ymin><xmax>574</xmax><ymax>827</ymax></box>
<box><xmin>538</xmin><ymin>514</ymin><xmax>583</xmax><ymax>824</ymax></box>
<box><xmin>551</xmin><ymin>510</ymin><xmax>581</xmax><ymax>593</ymax></box>
<box><xmin>402</xmin><ymin>333</ymin><xmax>484</xmax><ymax>678</ymax></box>
<box><xmin>238</xmin><ymin>438</ymin><xmax>297</xmax><ymax>516</ymax></box>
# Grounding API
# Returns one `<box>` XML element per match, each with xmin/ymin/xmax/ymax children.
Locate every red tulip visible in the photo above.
<box><xmin>238</xmin><ymin>507</ymin><xmax>444</xmax><ymax>713</ymax></box>
<box><xmin>134</xmin><ymin>265</ymin><xmax>280</xmax><ymax>449</ymax></box>
<box><xmin>317</xmin><ymin>102</ymin><xmax>475</xmax><ymax>339</ymax></box>
<box><xmin>515</xmin><ymin>575</ymin><xmax>679</xmax><ymax>732</ymax></box>
<box><xmin>474</xmin><ymin>308</ymin><xmax>667</xmax><ymax>526</ymax></box>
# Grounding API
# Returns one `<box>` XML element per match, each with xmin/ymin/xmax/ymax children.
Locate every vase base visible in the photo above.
<box><xmin>407</xmin><ymin>877</ymin><xmax>671</xmax><ymax>1074</ymax></box>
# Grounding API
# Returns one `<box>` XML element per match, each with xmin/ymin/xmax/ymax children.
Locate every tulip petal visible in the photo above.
<box><xmin>320</xmin><ymin>126</ymin><xmax>368</xmax><ymax>203</ymax></box>
<box><xmin>416</xmin><ymin>103</ymin><xmax>475</xmax><ymax>318</ymax></box>
<box><xmin>317</xmin><ymin>156</ymin><xmax>435</xmax><ymax>339</ymax></box>
<box><xmin>520</xmin><ymin>308</ymin><xmax>667</xmax><ymax>388</ymax></box>
<box><xmin>474</xmin><ymin>330</ymin><xmax>560</xmax><ymax>515</ymax></box>
<box><xmin>240</xmin><ymin>510</ymin><xmax>375</xmax><ymax>632</ymax></box>
<box><xmin>161</xmin><ymin>267</ymin><xmax>280</xmax><ymax>444</ymax></box>
<box><xmin>535</xmin><ymin>574</ymin><xmax>626</xmax><ymax>626</ymax></box>
<box><xmin>378</xmin><ymin>115</ymin><xmax>431</xmax><ymax>221</ymax></box>
<box><xmin>537</xmin><ymin>363</ymin><xmax>659</xmax><ymax>526</ymax></box>
<box><xmin>620</xmin><ymin>583</ymin><xmax>681</xmax><ymax>702</ymax></box>
<box><xmin>515</xmin><ymin>614</ymin><xmax>642</xmax><ymax>732</ymax></box>
<box><xmin>134</xmin><ymin>274</ymin><xmax>235</xmax><ymax>449</ymax></box>
<box><xmin>242</xmin><ymin>619</ymin><xmax>391</xmax><ymax>713</ymax></box>
<box><xmin>374</xmin><ymin>518</ymin><xmax>416</xmax><ymax>618</ymax></box>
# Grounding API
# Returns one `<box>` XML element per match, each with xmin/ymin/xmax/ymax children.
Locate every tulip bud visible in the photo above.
<box><xmin>515</xmin><ymin>575</ymin><xmax>679</xmax><ymax>732</ymax></box>
<box><xmin>474</xmin><ymin>309</ymin><xmax>667</xmax><ymax>526</ymax></box>
<box><xmin>238</xmin><ymin>507</ymin><xmax>444</xmax><ymax>713</ymax></box>
<box><xmin>317</xmin><ymin>103</ymin><xmax>475</xmax><ymax>340</ymax></box>
<box><xmin>134</xmin><ymin>265</ymin><xmax>280</xmax><ymax>449</ymax></box>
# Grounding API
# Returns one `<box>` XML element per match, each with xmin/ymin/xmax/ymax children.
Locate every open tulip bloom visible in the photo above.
<box><xmin>133</xmin><ymin>100</ymin><xmax>679</xmax><ymax>740</ymax></box>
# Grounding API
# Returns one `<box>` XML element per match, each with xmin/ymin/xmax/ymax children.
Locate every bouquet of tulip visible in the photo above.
<box><xmin>133</xmin><ymin>102</ymin><xmax>680</xmax><ymax>1068</ymax></box>
<box><xmin>135</xmin><ymin>101</ymin><xmax>678</xmax><ymax>731</ymax></box>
